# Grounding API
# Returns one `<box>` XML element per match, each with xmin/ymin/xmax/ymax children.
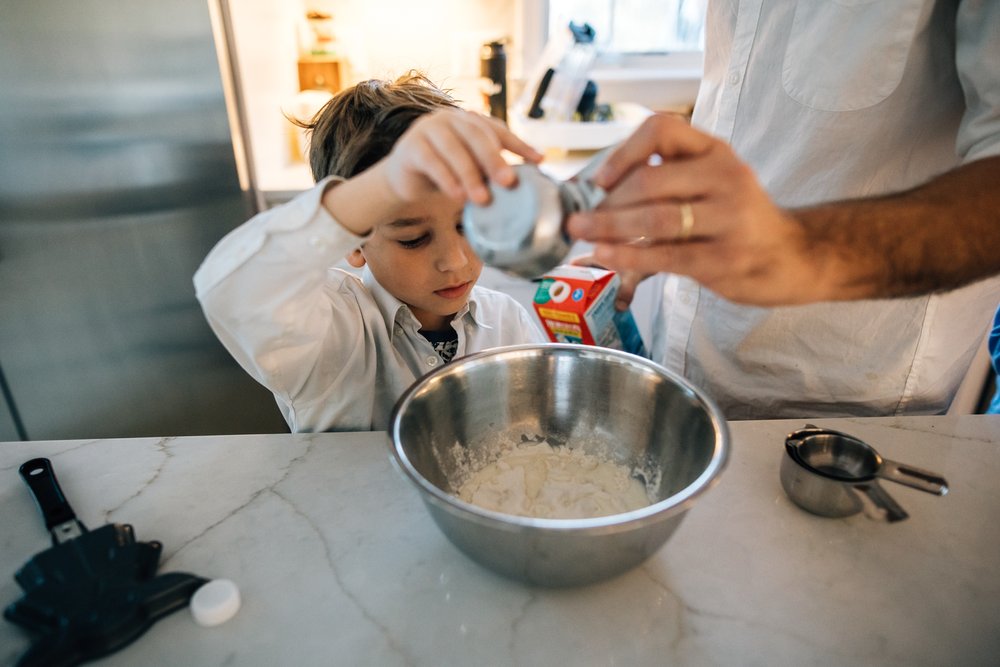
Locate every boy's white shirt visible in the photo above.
<box><xmin>194</xmin><ymin>177</ymin><xmax>547</xmax><ymax>432</ymax></box>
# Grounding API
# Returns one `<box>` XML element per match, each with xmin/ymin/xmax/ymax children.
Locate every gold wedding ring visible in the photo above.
<box><xmin>678</xmin><ymin>202</ymin><xmax>695</xmax><ymax>241</ymax></box>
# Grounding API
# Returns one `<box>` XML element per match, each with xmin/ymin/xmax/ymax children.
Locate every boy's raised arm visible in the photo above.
<box><xmin>321</xmin><ymin>108</ymin><xmax>541</xmax><ymax>235</ymax></box>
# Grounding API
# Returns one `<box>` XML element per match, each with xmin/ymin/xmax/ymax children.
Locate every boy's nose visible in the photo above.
<box><xmin>435</xmin><ymin>239</ymin><xmax>471</xmax><ymax>272</ymax></box>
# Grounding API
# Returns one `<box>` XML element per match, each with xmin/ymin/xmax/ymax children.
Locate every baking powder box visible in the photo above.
<box><xmin>532</xmin><ymin>265</ymin><xmax>647</xmax><ymax>357</ymax></box>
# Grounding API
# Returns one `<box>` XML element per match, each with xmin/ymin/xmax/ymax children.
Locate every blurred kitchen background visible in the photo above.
<box><xmin>2</xmin><ymin>0</ymin><xmax>991</xmax><ymax>442</ymax></box>
<box><xmin>0</xmin><ymin>0</ymin><xmax>709</xmax><ymax>441</ymax></box>
<box><xmin>230</xmin><ymin>0</ymin><xmax>705</xmax><ymax>208</ymax></box>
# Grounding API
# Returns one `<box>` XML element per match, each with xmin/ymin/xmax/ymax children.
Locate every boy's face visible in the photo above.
<box><xmin>350</xmin><ymin>192</ymin><xmax>484</xmax><ymax>332</ymax></box>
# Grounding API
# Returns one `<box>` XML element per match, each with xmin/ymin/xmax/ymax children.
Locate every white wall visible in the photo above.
<box><xmin>227</xmin><ymin>0</ymin><xmax>518</xmax><ymax>194</ymax></box>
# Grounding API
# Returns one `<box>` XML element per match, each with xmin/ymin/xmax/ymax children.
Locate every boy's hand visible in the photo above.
<box><xmin>380</xmin><ymin>109</ymin><xmax>543</xmax><ymax>206</ymax></box>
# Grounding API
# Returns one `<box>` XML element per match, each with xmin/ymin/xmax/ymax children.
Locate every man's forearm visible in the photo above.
<box><xmin>795</xmin><ymin>155</ymin><xmax>1000</xmax><ymax>300</ymax></box>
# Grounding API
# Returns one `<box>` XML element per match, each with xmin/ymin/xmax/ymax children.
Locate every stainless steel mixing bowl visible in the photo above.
<box><xmin>388</xmin><ymin>344</ymin><xmax>730</xmax><ymax>586</ymax></box>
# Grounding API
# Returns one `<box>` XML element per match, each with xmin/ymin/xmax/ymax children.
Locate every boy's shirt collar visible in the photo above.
<box><xmin>361</xmin><ymin>267</ymin><xmax>492</xmax><ymax>340</ymax></box>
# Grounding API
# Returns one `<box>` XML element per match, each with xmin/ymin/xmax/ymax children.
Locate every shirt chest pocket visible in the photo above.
<box><xmin>781</xmin><ymin>0</ymin><xmax>924</xmax><ymax>112</ymax></box>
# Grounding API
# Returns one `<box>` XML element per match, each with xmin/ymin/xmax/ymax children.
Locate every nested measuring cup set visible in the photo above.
<box><xmin>780</xmin><ymin>425</ymin><xmax>948</xmax><ymax>522</ymax></box>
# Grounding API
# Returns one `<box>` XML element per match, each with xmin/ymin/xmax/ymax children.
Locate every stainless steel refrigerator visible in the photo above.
<box><xmin>0</xmin><ymin>0</ymin><xmax>288</xmax><ymax>439</ymax></box>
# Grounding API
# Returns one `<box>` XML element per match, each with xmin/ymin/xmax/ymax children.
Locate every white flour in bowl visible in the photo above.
<box><xmin>454</xmin><ymin>441</ymin><xmax>654</xmax><ymax>519</ymax></box>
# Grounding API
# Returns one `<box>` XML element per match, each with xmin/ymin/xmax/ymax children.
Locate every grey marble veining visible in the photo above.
<box><xmin>1</xmin><ymin>416</ymin><xmax>998</xmax><ymax>666</ymax></box>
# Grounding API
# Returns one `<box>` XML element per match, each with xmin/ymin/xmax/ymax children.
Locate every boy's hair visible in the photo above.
<box><xmin>301</xmin><ymin>72</ymin><xmax>459</xmax><ymax>181</ymax></box>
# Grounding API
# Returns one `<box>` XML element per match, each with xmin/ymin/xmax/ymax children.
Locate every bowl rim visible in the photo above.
<box><xmin>387</xmin><ymin>343</ymin><xmax>730</xmax><ymax>530</ymax></box>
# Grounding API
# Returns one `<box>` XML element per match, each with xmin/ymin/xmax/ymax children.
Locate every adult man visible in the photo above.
<box><xmin>566</xmin><ymin>1</ymin><xmax>1000</xmax><ymax>418</ymax></box>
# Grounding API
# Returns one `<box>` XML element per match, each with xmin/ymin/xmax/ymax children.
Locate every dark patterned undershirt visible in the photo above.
<box><xmin>420</xmin><ymin>328</ymin><xmax>459</xmax><ymax>363</ymax></box>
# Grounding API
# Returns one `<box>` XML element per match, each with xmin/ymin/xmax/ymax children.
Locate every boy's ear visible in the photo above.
<box><xmin>346</xmin><ymin>247</ymin><xmax>367</xmax><ymax>268</ymax></box>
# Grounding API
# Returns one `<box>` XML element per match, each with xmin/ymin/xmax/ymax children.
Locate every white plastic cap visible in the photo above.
<box><xmin>191</xmin><ymin>579</ymin><xmax>241</xmax><ymax>627</ymax></box>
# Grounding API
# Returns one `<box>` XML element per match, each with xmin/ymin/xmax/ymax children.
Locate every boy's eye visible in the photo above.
<box><xmin>456</xmin><ymin>222</ymin><xmax>465</xmax><ymax>235</ymax></box>
<box><xmin>398</xmin><ymin>234</ymin><xmax>430</xmax><ymax>249</ymax></box>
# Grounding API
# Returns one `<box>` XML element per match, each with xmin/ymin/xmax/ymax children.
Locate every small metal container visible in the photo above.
<box><xmin>462</xmin><ymin>148</ymin><xmax>610</xmax><ymax>278</ymax></box>
<box><xmin>780</xmin><ymin>425</ymin><xmax>948</xmax><ymax>522</ymax></box>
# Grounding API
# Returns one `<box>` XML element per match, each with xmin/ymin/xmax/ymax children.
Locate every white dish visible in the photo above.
<box><xmin>508</xmin><ymin>102</ymin><xmax>653</xmax><ymax>151</ymax></box>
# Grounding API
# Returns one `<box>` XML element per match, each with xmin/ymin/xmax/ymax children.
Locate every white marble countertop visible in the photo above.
<box><xmin>2</xmin><ymin>415</ymin><xmax>998</xmax><ymax>666</ymax></box>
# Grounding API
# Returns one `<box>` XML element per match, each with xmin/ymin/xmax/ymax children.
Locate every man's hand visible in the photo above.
<box><xmin>565</xmin><ymin>114</ymin><xmax>830</xmax><ymax>306</ymax></box>
<box><xmin>567</xmin><ymin>114</ymin><xmax>1000</xmax><ymax>305</ymax></box>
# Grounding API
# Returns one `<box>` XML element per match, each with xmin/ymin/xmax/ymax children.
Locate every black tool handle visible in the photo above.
<box><xmin>19</xmin><ymin>458</ymin><xmax>86</xmax><ymax>536</ymax></box>
<box><xmin>527</xmin><ymin>68</ymin><xmax>555</xmax><ymax>119</ymax></box>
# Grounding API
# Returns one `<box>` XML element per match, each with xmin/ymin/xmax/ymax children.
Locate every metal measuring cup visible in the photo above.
<box><xmin>779</xmin><ymin>425</ymin><xmax>948</xmax><ymax>522</ymax></box>
<box><xmin>462</xmin><ymin>147</ymin><xmax>612</xmax><ymax>278</ymax></box>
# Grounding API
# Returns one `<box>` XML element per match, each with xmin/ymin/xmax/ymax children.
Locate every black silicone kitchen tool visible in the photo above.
<box><xmin>4</xmin><ymin>458</ymin><xmax>207</xmax><ymax>667</ymax></box>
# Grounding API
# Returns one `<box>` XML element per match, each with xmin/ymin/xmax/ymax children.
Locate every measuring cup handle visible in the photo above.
<box><xmin>19</xmin><ymin>458</ymin><xmax>80</xmax><ymax>532</ymax></box>
<box><xmin>851</xmin><ymin>482</ymin><xmax>909</xmax><ymax>523</ymax></box>
<box><xmin>570</xmin><ymin>144</ymin><xmax>617</xmax><ymax>184</ymax></box>
<box><xmin>880</xmin><ymin>459</ymin><xmax>949</xmax><ymax>496</ymax></box>
<box><xmin>566</xmin><ymin>145</ymin><xmax>618</xmax><ymax>210</ymax></box>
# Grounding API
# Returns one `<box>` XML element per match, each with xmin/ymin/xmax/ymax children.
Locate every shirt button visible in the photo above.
<box><xmin>728</xmin><ymin>72</ymin><xmax>740</xmax><ymax>86</ymax></box>
<box><xmin>426</xmin><ymin>355</ymin><xmax>439</xmax><ymax>366</ymax></box>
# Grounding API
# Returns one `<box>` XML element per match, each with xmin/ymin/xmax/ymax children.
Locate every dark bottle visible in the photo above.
<box><xmin>480</xmin><ymin>40</ymin><xmax>507</xmax><ymax>122</ymax></box>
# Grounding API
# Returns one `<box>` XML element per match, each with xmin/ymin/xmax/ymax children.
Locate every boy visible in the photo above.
<box><xmin>194</xmin><ymin>73</ymin><xmax>547</xmax><ymax>432</ymax></box>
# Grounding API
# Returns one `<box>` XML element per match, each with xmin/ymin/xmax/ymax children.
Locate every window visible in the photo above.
<box><xmin>515</xmin><ymin>0</ymin><xmax>705</xmax><ymax>111</ymax></box>
<box><xmin>547</xmin><ymin>0</ymin><xmax>706</xmax><ymax>55</ymax></box>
